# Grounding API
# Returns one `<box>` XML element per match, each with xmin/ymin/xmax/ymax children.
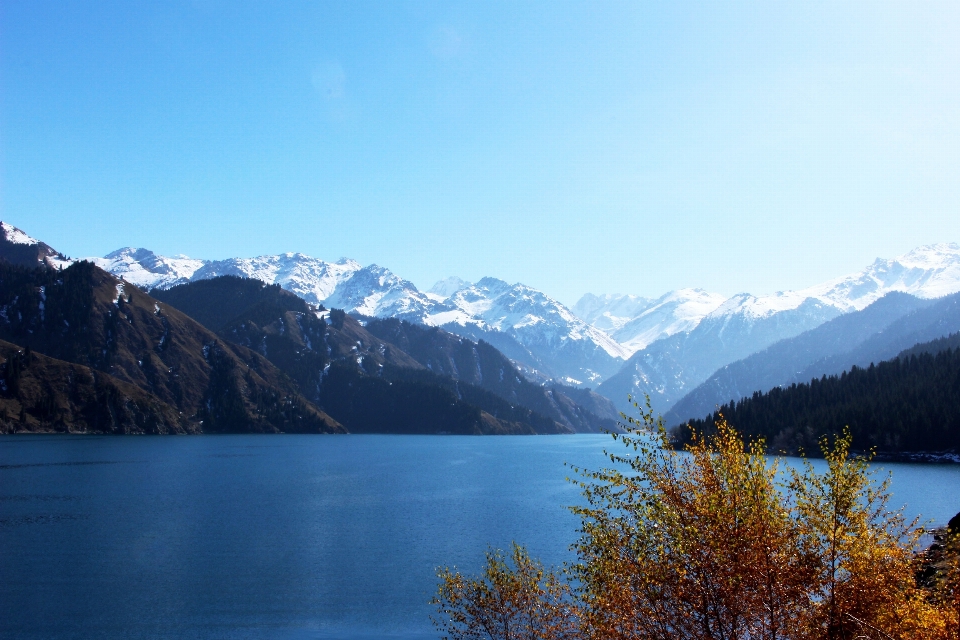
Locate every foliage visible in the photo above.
<box><xmin>433</xmin><ymin>544</ymin><xmax>579</xmax><ymax>640</ymax></box>
<box><xmin>434</xmin><ymin>397</ymin><xmax>959</xmax><ymax>639</ymax></box>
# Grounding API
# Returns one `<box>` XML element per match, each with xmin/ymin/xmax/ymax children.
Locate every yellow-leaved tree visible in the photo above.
<box><xmin>433</xmin><ymin>397</ymin><xmax>958</xmax><ymax>640</ymax></box>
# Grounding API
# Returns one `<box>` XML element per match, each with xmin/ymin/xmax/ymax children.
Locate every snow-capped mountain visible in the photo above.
<box><xmin>89</xmin><ymin>248</ymin><xmax>361</xmax><ymax>306</ymax></box>
<box><xmin>594</xmin><ymin>243</ymin><xmax>960</xmax><ymax>415</ymax></box>
<box><xmin>82</xmin><ymin>239</ymin><xmax>960</xmax><ymax>406</ymax></box>
<box><xmin>609</xmin><ymin>289</ymin><xmax>727</xmax><ymax>354</ymax></box>
<box><xmin>90</xmin><ymin>248</ymin><xmax>206</xmax><ymax>290</ymax></box>
<box><xmin>597</xmin><ymin>296</ymin><xmax>843</xmax><ymax>416</ymax></box>
<box><xmin>192</xmin><ymin>255</ymin><xmax>361</xmax><ymax>306</ymax></box>
<box><xmin>662</xmin><ymin>291</ymin><xmax>955</xmax><ymax>426</ymax></box>
<box><xmin>324</xmin><ymin>264</ymin><xmax>449</xmax><ymax>320</ymax></box>
<box><xmin>572</xmin><ymin>293</ymin><xmax>654</xmax><ymax>333</ymax></box>
<box><xmin>86</xmin><ymin>248</ymin><xmax>629</xmax><ymax>384</ymax></box>
<box><xmin>426</xmin><ymin>277</ymin><xmax>630</xmax><ymax>384</ymax></box>
<box><xmin>798</xmin><ymin>243</ymin><xmax>960</xmax><ymax>311</ymax></box>
<box><xmin>428</xmin><ymin>276</ymin><xmax>471</xmax><ymax>299</ymax></box>
<box><xmin>0</xmin><ymin>221</ymin><xmax>69</xmax><ymax>270</ymax></box>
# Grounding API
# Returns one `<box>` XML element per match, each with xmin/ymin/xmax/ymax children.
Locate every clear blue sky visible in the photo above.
<box><xmin>2</xmin><ymin>1</ymin><xmax>959</xmax><ymax>304</ymax></box>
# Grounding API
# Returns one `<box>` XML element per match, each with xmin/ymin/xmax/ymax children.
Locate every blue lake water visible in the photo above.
<box><xmin>1</xmin><ymin>434</ymin><xmax>958</xmax><ymax>640</ymax></box>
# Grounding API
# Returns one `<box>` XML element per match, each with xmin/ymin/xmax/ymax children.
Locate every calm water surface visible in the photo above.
<box><xmin>1</xmin><ymin>434</ymin><xmax>958</xmax><ymax>640</ymax></box>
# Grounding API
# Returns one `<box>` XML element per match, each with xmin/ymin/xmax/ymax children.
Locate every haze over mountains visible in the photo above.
<box><xmin>5</xmin><ymin>221</ymin><xmax>960</xmax><ymax>434</ymax></box>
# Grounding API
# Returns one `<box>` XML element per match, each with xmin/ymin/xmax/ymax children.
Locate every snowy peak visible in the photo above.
<box><xmin>324</xmin><ymin>264</ymin><xmax>447</xmax><ymax>319</ymax></box>
<box><xmin>91</xmin><ymin>248</ymin><xmax>206</xmax><ymax>290</ymax></box>
<box><xmin>801</xmin><ymin>242</ymin><xmax>960</xmax><ymax>311</ymax></box>
<box><xmin>0</xmin><ymin>221</ymin><xmax>39</xmax><ymax>246</ymax></box>
<box><xmin>573</xmin><ymin>293</ymin><xmax>655</xmax><ymax>333</ymax></box>
<box><xmin>428</xmin><ymin>276</ymin><xmax>471</xmax><ymax>298</ymax></box>
<box><xmin>612</xmin><ymin>289</ymin><xmax>728</xmax><ymax>353</ymax></box>
<box><xmin>0</xmin><ymin>221</ymin><xmax>67</xmax><ymax>269</ymax></box>
<box><xmin>438</xmin><ymin>278</ymin><xmax>630</xmax><ymax>361</ymax></box>
<box><xmin>575</xmin><ymin>288</ymin><xmax>726</xmax><ymax>354</ymax></box>
<box><xmin>192</xmin><ymin>254</ymin><xmax>361</xmax><ymax>305</ymax></box>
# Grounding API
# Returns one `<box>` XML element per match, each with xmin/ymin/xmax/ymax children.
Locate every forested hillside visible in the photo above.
<box><xmin>675</xmin><ymin>342</ymin><xmax>960</xmax><ymax>456</ymax></box>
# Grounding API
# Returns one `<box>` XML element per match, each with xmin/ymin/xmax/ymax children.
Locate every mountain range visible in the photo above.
<box><xmin>0</xmin><ymin>223</ymin><xmax>619</xmax><ymax>435</ymax></box>
<box><xmin>6</xmin><ymin>221</ymin><xmax>960</xmax><ymax>431</ymax></box>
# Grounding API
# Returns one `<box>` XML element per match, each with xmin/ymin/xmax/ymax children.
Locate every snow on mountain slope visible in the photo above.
<box><xmin>90</xmin><ymin>249</ymin><xmax>361</xmax><ymax>305</ymax></box>
<box><xmin>428</xmin><ymin>276</ymin><xmax>471</xmax><ymax>298</ymax></box>
<box><xmin>88</xmin><ymin>246</ymin><xmax>627</xmax><ymax>383</ymax></box>
<box><xmin>572</xmin><ymin>293</ymin><xmax>654</xmax><ymax>333</ymax></box>
<box><xmin>663</xmin><ymin>292</ymin><xmax>936</xmax><ymax>426</ymax></box>
<box><xmin>0</xmin><ymin>222</ymin><xmax>39</xmax><ymax>246</ymax></box>
<box><xmin>593</xmin><ymin>243</ymin><xmax>960</xmax><ymax>414</ymax></box>
<box><xmin>0</xmin><ymin>221</ymin><xmax>69</xmax><ymax>269</ymax></box>
<box><xmin>90</xmin><ymin>248</ymin><xmax>206</xmax><ymax>290</ymax></box>
<box><xmin>192</xmin><ymin>255</ymin><xmax>361</xmax><ymax>306</ymax></box>
<box><xmin>87</xmin><ymin>241</ymin><xmax>960</xmax><ymax>399</ymax></box>
<box><xmin>610</xmin><ymin>289</ymin><xmax>727</xmax><ymax>354</ymax></box>
<box><xmin>798</xmin><ymin>243</ymin><xmax>960</xmax><ymax>310</ymax></box>
<box><xmin>579</xmin><ymin>244</ymin><xmax>960</xmax><ymax>348</ymax></box>
<box><xmin>597</xmin><ymin>297</ymin><xmax>843</xmax><ymax>416</ymax></box>
<box><xmin>324</xmin><ymin>264</ymin><xmax>449</xmax><ymax>320</ymax></box>
<box><xmin>429</xmin><ymin>278</ymin><xmax>630</xmax><ymax>383</ymax></box>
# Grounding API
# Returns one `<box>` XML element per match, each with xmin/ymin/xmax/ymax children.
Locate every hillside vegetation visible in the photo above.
<box><xmin>0</xmin><ymin>262</ymin><xmax>343</xmax><ymax>433</ymax></box>
<box><xmin>675</xmin><ymin>338</ymin><xmax>960</xmax><ymax>456</ymax></box>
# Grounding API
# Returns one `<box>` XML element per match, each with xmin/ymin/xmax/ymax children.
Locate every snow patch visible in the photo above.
<box><xmin>0</xmin><ymin>222</ymin><xmax>39</xmax><ymax>246</ymax></box>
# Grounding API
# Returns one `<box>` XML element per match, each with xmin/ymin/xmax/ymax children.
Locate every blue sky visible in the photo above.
<box><xmin>2</xmin><ymin>1</ymin><xmax>959</xmax><ymax>304</ymax></box>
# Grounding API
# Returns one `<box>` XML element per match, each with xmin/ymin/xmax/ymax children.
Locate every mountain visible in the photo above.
<box><xmin>0</xmin><ymin>260</ymin><xmax>343</xmax><ymax>434</ymax></box>
<box><xmin>324</xmin><ymin>264</ymin><xmax>447</xmax><ymax>320</ymax></box>
<box><xmin>91</xmin><ymin>247</ymin><xmax>206</xmax><ymax>290</ymax></box>
<box><xmin>0</xmin><ymin>221</ymin><xmax>70</xmax><ymax>270</ymax></box>
<box><xmin>791</xmin><ymin>292</ymin><xmax>960</xmax><ymax>385</ymax></box>
<box><xmin>45</xmin><ymin>228</ymin><xmax>960</xmax><ymax>411</ymax></box>
<box><xmin>597</xmin><ymin>296</ymin><xmax>844</xmax><ymax>417</ymax></box>
<box><xmin>898</xmin><ymin>331</ymin><xmax>960</xmax><ymax>359</ymax></box>
<box><xmin>572</xmin><ymin>293</ymin><xmax>654</xmax><ymax>334</ymax></box>
<box><xmin>91</xmin><ymin>247</ymin><xmax>629</xmax><ymax>386</ymax></box>
<box><xmin>573</xmin><ymin>289</ymin><xmax>729</xmax><ymax>355</ymax></box>
<box><xmin>675</xmin><ymin>338</ymin><xmax>960</xmax><ymax>458</ymax></box>
<box><xmin>610</xmin><ymin>289</ymin><xmax>728</xmax><ymax>354</ymax></box>
<box><xmin>363</xmin><ymin>317</ymin><xmax>619</xmax><ymax>432</ymax></box>
<box><xmin>92</xmin><ymin>248</ymin><xmax>361</xmax><ymax>305</ymax></box>
<box><xmin>664</xmin><ymin>292</ymin><xmax>936</xmax><ymax>425</ymax></box>
<box><xmin>428</xmin><ymin>276</ymin><xmax>471</xmax><ymax>298</ymax></box>
<box><xmin>430</xmin><ymin>277</ymin><xmax>630</xmax><ymax>385</ymax></box>
<box><xmin>596</xmin><ymin>243</ymin><xmax>960</xmax><ymax>416</ymax></box>
<box><xmin>0</xmin><ymin>340</ymin><xmax>189</xmax><ymax>434</ymax></box>
<box><xmin>152</xmin><ymin>276</ymin><xmax>582</xmax><ymax>434</ymax></box>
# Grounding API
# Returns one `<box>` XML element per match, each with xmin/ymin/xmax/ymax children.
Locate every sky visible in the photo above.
<box><xmin>2</xmin><ymin>1</ymin><xmax>959</xmax><ymax>305</ymax></box>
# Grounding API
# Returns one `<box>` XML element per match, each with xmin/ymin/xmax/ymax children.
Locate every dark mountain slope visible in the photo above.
<box><xmin>675</xmin><ymin>340</ymin><xmax>960</xmax><ymax>457</ymax></box>
<box><xmin>898</xmin><ymin>332</ymin><xmax>960</xmax><ymax>359</ymax></box>
<box><xmin>0</xmin><ymin>221</ymin><xmax>64</xmax><ymax>269</ymax></box>
<box><xmin>0</xmin><ymin>340</ymin><xmax>188</xmax><ymax>434</ymax></box>
<box><xmin>151</xmin><ymin>277</ymin><xmax>573</xmax><ymax>434</ymax></box>
<box><xmin>665</xmin><ymin>292</ymin><xmax>934</xmax><ymax>425</ymax></box>
<box><xmin>0</xmin><ymin>261</ymin><xmax>343</xmax><ymax>433</ymax></box>
<box><xmin>793</xmin><ymin>292</ymin><xmax>960</xmax><ymax>385</ymax></box>
<box><xmin>363</xmin><ymin>318</ymin><xmax>619</xmax><ymax>432</ymax></box>
<box><xmin>149</xmin><ymin>275</ymin><xmax>306</xmax><ymax>331</ymax></box>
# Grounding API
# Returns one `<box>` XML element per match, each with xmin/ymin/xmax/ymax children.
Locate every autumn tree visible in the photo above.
<box><xmin>434</xmin><ymin>396</ymin><xmax>958</xmax><ymax>639</ymax></box>
<box><xmin>433</xmin><ymin>543</ymin><xmax>579</xmax><ymax>640</ymax></box>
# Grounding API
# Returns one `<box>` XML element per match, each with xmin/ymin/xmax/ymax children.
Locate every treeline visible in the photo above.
<box><xmin>676</xmin><ymin>346</ymin><xmax>960</xmax><ymax>455</ymax></box>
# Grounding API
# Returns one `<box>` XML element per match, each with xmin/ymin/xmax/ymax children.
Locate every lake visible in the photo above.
<box><xmin>1</xmin><ymin>434</ymin><xmax>958</xmax><ymax>639</ymax></box>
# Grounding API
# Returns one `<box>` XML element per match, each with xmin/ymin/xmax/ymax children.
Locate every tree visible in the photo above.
<box><xmin>433</xmin><ymin>543</ymin><xmax>579</xmax><ymax>640</ymax></box>
<box><xmin>434</xmin><ymin>397</ymin><xmax>958</xmax><ymax>640</ymax></box>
